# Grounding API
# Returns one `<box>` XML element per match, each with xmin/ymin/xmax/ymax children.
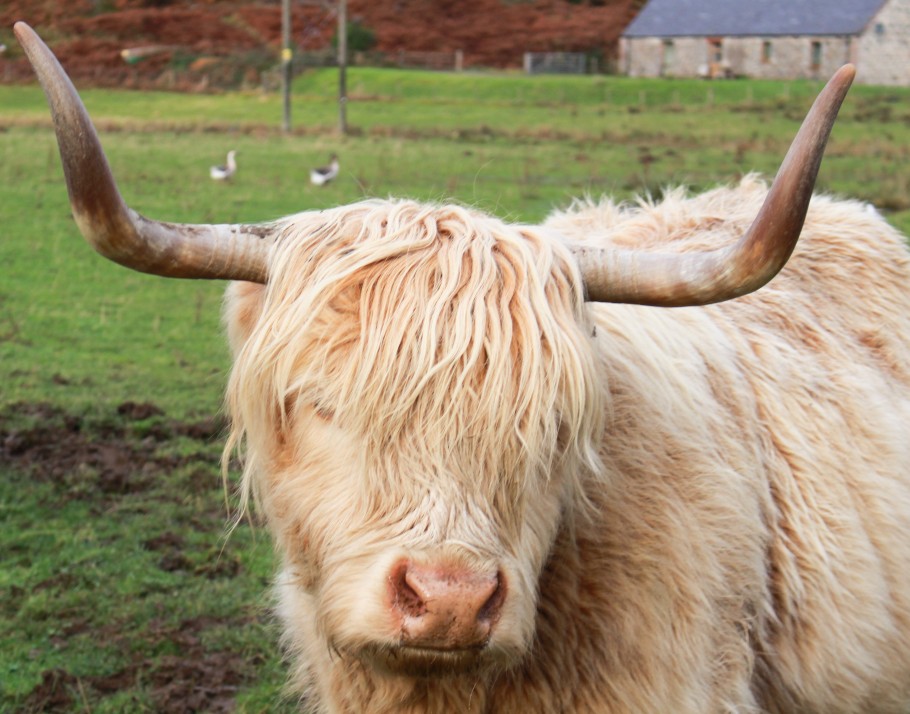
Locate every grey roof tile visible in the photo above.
<box><xmin>623</xmin><ymin>0</ymin><xmax>889</xmax><ymax>37</ymax></box>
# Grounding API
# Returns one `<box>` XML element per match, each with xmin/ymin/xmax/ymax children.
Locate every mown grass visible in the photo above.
<box><xmin>2</xmin><ymin>66</ymin><xmax>909</xmax><ymax>712</ymax></box>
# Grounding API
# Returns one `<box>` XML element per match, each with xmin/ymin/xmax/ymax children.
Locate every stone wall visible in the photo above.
<box><xmin>622</xmin><ymin>36</ymin><xmax>853</xmax><ymax>80</ymax></box>
<box><xmin>856</xmin><ymin>0</ymin><xmax>910</xmax><ymax>85</ymax></box>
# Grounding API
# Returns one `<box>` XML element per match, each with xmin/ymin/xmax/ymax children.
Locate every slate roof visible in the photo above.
<box><xmin>623</xmin><ymin>0</ymin><xmax>889</xmax><ymax>37</ymax></box>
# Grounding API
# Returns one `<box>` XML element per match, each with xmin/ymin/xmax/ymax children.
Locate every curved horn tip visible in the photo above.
<box><xmin>819</xmin><ymin>64</ymin><xmax>856</xmax><ymax>101</ymax></box>
<box><xmin>13</xmin><ymin>21</ymin><xmax>36</xmax><ymax>43</ymax></box>
<box><xmin>836</xmin><ymin>63</ymin><xmax>857</xmax><ymax>82</ymax></box>
<box><xmin>827</xmin><ymin>64</ymin><xmax>856</xmax><ymax>97</ymax></box>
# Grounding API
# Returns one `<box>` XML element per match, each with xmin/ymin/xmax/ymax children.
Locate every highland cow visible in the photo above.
<box><xmin>16</xmin><ymin>20</ymin><xmax>910</xmax><ymax>714</ymax></box>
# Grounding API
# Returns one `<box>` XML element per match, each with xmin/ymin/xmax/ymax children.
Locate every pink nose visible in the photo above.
<box><xmin>388</xmin><ymin>561</ymin><xmax>505</xmax><ymax>649</ymax></box>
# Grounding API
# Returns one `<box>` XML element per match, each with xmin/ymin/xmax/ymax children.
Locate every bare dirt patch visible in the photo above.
<box><xmin>19</xmin><ymin>616</ymin><xmax>257</xmax><ymax>714</ymax></box>
<box><xmin>144</xmin><ymin>615</ymin><xmax>260</xmax><ymax>714</ymax></box>
<box><xmin>0</xmin><ymin>401</ymin><xmax>226</xmax><ymax>499</ymax></box>
<box><xmin>19</xmin><ymin>669</ymin><xmax>78</xmax><ymax>713</ymax></box>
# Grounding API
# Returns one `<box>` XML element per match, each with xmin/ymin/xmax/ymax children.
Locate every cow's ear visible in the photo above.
<box><xmin>223</xmin><ymin>281</ymin><xmax>267</xmax><ymax>357</ymax></box>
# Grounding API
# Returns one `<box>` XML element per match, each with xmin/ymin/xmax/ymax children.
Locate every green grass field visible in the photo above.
<box><xmin>2</xmin><ymin>66</ymin><xmax>909</xmax><ymax>712</ymax></box>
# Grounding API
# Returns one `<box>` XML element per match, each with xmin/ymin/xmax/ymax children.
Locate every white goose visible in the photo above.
<box><xmin>310</xmin><ymin>154</ymin><xmax>339</xmax><ymax>186</ymax></box>
<box><xmin>210</xmin><ymin>150</ymin><xmax>237</xmax><ymax>181</ymax></box>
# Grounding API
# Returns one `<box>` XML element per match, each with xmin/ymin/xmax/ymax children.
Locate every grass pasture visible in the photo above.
<box><xmin>2</xmin><ymin>66</ymin><xmax>910</xmax><ymax>712</ymax></box>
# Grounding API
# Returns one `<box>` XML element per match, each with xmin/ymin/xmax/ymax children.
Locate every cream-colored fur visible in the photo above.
<box><xmin>224</xmin><ymin>177</ymin><xmax>910</xmax><ymax>713</ymax></box>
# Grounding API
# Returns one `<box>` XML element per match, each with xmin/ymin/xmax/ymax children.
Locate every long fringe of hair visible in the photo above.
<box><xmin>223</xmin><ymin>199</ymin><xmax>605</xmax><ymax>518</ymax></box>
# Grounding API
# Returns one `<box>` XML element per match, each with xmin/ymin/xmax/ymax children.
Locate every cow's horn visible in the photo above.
<box><xmin>574</xmin><ymin>63</ymin><xmax>855</xmax><ymax>306</ymax></box>
<box><xmin>14</xmin><ymin>22</ymin><xmax>272</xmax><ymax>283</ymax></box>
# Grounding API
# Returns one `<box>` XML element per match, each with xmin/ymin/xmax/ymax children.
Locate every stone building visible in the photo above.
<box><xmin>620</xmin><ymin>0</ymin><xmax>910</xmax><ymax>85</ymax></box>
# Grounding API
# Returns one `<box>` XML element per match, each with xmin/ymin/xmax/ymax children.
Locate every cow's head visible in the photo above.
<box><xmin>222</xmin><ymin>200</ymin><xmax>605</xmax><ymax>674</ymax></box>
<box><xmin>15</xmin><ymin>21</ymin><xmax>853</xmax><ymax>679</ymax></box>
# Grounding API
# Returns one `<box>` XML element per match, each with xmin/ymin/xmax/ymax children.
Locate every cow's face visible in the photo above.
<box><xmin>224</xmin><ymin>201</ymin><xmax>604</xmax><ymax>677</ymax></box>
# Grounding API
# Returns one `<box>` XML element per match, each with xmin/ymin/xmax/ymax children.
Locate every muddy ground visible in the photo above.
<box><xmin>2</xmin><ymin>401</ymin><xmax>225</xmax><ymax>496</ymax></box>
<box><xmin>20</xmin><ymin>617</ymin><xmax>254</xmax><ymax>713</ymax></box>
<box><xmin>1</xmin><ymin>401</ymin><xmax>269</xmax><ymax>713</ymax></box>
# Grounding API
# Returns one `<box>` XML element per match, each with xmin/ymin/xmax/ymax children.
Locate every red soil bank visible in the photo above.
<box><xmin>1</xmin><ymin>0</ymin><xmax>641</xmax><ymax>89</ymax></box>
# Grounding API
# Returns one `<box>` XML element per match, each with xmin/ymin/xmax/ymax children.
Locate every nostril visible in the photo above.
<box><xmin>390</xmin><ymin>563</ymin><xmax>427</xmax><ymax>617</ymax></box>
<box><xmin>477</xmin><ymin>572</ymin><xmax>505</xmax><ymax>624</ymax></box>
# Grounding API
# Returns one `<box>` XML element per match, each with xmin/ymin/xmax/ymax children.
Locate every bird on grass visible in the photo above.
<box><xmin>210</xmin><ymin>150</ymin><xmax>237</xmax><ymax>181</ymax></box>
<box><xmin>310</xmin><ymin>154</ymin><xmax>339</xmax><ymax>186</ymax></box>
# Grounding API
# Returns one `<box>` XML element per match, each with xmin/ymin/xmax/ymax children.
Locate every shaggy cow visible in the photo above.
<box><xmin>16</xmin><ymin>21</ymin><xmax>910</xmax><ymax>714</ymax></box>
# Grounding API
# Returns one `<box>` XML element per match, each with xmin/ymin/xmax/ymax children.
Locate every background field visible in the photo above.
<box><xmin>2</xmin><ymin>67</ymin><xmax>909</xmax><ymax>712</ymax></box>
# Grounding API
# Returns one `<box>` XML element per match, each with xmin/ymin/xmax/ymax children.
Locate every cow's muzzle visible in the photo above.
<box><xmin>389</xmin><ymin>559</ymin><xmax>505</xmax><ymax>648</ymax></box>
<box><xmin>356</xmin><ymin>558</ymin><xmax>507</xmax><ymax>676</ymax></box>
